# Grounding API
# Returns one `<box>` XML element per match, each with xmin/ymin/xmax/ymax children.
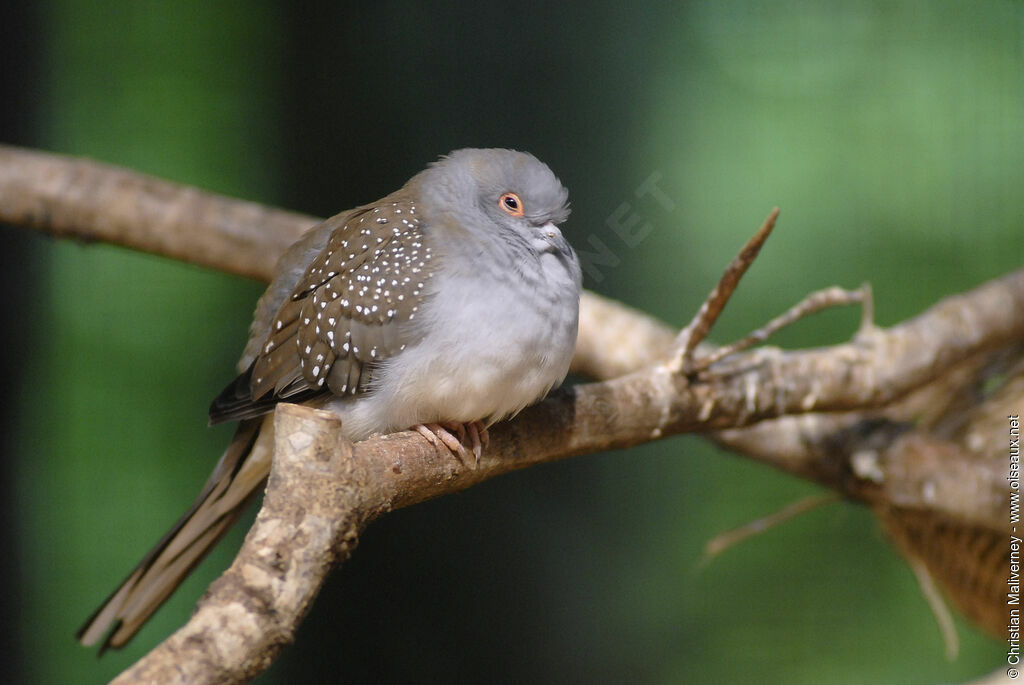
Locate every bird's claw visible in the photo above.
<box><xmin>414</xmin><ymin>421</ymin><xmax>488</xmax><ymax>466</ymax></box>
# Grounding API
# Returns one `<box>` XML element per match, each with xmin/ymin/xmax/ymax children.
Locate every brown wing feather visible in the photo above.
<box><xmin>209</xmin><ymin>198</ymin><xmax>435</xmax><ymax>424</ymax></box>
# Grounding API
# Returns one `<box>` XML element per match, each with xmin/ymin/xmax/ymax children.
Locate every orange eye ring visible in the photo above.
<box><xmin>499</xmin><ymin>192</ymin><xmax>524</xmax><ymax>217</ymax></box>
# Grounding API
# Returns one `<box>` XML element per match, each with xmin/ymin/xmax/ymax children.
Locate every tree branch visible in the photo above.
<box><xmin>0</xmin><ymin>144</ymin><xmax>314</xmax><ymax>281</ymax></box>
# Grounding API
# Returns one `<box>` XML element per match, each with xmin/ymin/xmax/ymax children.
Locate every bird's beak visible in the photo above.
<box><xmin>541</xmin><ymin>222</ymin><xmax>561</xmax><ymax>238</ymax></box>
<box><xmin>538</xmin><ymin>222</ymin><xmax>564</xmax><ymax>241</ymax></box>
<box><xmin>531</xmin><ymin>222</ymin><xmax>567</xmax><ymax>253</ymax></box>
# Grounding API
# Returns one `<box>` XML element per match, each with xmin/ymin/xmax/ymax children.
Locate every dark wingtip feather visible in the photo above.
<box><xmin>208</xmin><ymin>361</ymin><xmax>322</xmax><ymax>425</ymax></box>
<box><xmin>208</xmin><ymin>363</ymin><xmax>258</xmax><ymax>425</ymax></box>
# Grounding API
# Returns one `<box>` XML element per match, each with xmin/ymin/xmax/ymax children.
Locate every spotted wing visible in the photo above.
<box><xmin>209</xmin><ymin>198</ymin><xmax>433</xmax><ymax>423</ymax></box>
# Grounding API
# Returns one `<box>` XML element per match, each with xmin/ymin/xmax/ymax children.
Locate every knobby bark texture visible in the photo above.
<box><xmin>2</xmin><ymin>145</ymin><xmax>1021</xmax><ymax>683</ymax></box>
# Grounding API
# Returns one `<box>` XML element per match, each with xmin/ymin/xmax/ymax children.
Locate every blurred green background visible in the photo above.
<box><xmin>1</xmin><ymin>1</ymin><xmax>1021</xmax><ymax>683</ymax></box>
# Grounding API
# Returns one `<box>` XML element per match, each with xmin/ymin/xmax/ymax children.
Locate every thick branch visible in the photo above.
<box><xmin>112</xmin><ymin>319</ymin><xmax>1024</xmax><ymax>682</ymax></box>
<box><xmin>0</xmin><ymin>145</ymin><xmax>315</xmax><ymax>280</ymax></box>
<box><xmin>113</xmin><ymin>270</ymin><xmax>1024</xmax><ymax>682</ymax></box>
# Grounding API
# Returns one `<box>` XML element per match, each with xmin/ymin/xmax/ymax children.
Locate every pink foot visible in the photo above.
<box><xmin>414</xmin><ymin>420</ymin><xmax>489</xmax><ymax>465</ymax></box>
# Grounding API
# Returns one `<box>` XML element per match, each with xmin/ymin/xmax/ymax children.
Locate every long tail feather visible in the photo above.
<box><xmin>77</xmin><ymin>416</ymin><xmax>275</xmax><ymax>651</ymax></box>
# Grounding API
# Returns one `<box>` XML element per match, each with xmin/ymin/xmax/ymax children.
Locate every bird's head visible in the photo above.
<box><xmin>415</xmin><ymin>148</ymin><xmax>572</xmax><ymax>256</ymax></box>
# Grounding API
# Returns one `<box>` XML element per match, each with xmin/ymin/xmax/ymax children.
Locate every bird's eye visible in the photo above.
<box><xmin>499</xmin><ymin>192</ymin><xmax>524</xmax><ymax>217</ymax></box>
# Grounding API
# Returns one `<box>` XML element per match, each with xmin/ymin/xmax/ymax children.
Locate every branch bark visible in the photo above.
<box><xmin>3</xmin><ymin>145</ymin><xmax>1020</xmax><ymax>682</ymax></box>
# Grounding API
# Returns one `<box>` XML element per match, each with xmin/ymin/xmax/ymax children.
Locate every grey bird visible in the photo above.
<box><xmin>77</xmin><ymin>148</ymin><xmax>582</xmax><ymax>651</ymax></box>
